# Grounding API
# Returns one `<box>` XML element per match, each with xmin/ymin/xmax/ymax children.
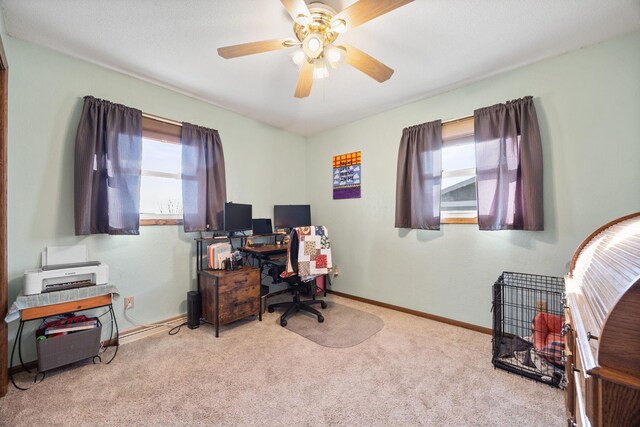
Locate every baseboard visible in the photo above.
<box><xmin>328</xmin><ymin>290</ymin><xmax>491</xmax><ymax>335</ymax></box>
<box><xmin>118</xmin><ymin>313</ymin><xmax>187</xmax><ymax>345</ymax></box>
<box><xmin>9</xmin><ymin>360</ymin><xmax>38</xmax><ymax>375</ymax></box>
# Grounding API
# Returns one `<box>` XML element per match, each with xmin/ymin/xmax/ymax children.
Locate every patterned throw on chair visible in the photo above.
<box><xmin>283</xmin><ymin>226</ymin><xmax>332</xmax><ymax>281</ymax></box>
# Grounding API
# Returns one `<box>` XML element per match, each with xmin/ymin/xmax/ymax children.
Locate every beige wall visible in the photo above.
<box><xmin>306</xmin><ymin>31</ymin><xmax>640</xmax><ymax>327</ymax></box>
<box><xmin>4</xmin><ymin>37</ymin><xmax>307</xmax><ymax>361</ymax></box>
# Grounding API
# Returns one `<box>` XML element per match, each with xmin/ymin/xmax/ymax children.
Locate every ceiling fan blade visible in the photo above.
<box><xmin>341</xmin><ymin>43</ymin><xmax>394</xmax><ymax>83</ymax></box>
<box><xmin>294</xmin><ymin>61</ymin><xmax>314</xmax><ymax>98</ymax></box>
<box><xmin>333</xmin><ymin>0</ymin><xmax>414</xmax><ymax>32</ymax></box>
<box><xmin>218</xmin><ymin>38</ymin><xmax>296</xmax><ymax>59</ymax></box>
<box><xmin>281</xmin><ymin>0</ymin><xmax>311</xmax><ymax>22</ymax></box>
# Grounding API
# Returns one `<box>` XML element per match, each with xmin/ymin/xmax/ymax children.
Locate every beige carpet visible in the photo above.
<box><xmin>0</xmin><ymin>294</ymin><xmax>565</xmax><ymax>426</ymax></box>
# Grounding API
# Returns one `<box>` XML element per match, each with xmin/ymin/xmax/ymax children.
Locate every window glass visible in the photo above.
<box><xmin>442</xmin><ymin>137</ymin><xmax>475</xmax><ymax>171</ymax></box>
<box><xmin>139</xmin><ymin>122</ymin><xmax>184</xmax><ymax>223</ymax></box>
<box><xmin>141</xmin><ymin>138</ymin><xmax>181</xmax><ymax>175</ymax></box>
<box><xmin>441</xmin><ymin>119</ymin><xmax>478</xmax><ymax>223</ymax></box>
<box><xmin>139</xmin><ymin>175</ymin><xmax>183</xmax><ymax>217</ymax></box>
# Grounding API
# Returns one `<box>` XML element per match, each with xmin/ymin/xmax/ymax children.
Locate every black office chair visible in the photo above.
<box><xmin>267</xmin><ymin>227</ymin><xmax>328</xmax><ymax>327</ymax></box>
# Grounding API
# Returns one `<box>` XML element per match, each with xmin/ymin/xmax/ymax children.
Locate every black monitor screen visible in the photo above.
<box><xmin>274</xmin><ymin>205</ymin><xmax>311</xmax><ymax>228</ymax></box>
<box><xmin>252</xmin><ymin>218</ymin><xmax>273</xmax><ymax>234</ymax></box>
<box><xmin>224</xmin><ymin>202</ymin><xmax>252</xmax><ymax>232</ymax></box>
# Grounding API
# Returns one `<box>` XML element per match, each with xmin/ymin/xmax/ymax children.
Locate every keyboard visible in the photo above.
<box><xmin>248</xmin><ymin>243</ymin><xmax>266</xmax><ymax>248</ymax></box>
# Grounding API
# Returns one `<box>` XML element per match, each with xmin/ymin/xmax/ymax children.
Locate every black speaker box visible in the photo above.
<box><xmin>187</xmin><ymin>291</ymin><xmax>201</xmax><ymax>329</ymax></box>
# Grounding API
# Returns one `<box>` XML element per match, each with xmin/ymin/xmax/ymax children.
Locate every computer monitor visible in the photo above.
<box><xmin>274</xmin><ymin>205</ymin><xmax>311</xmax><ymax>229</ymax></box>
<box><xmin>252</xmin><ymin>218</ymin><xmax>273</xmax><ymax>235</ymax></box>
<box><xmin>223</xmin><ymin>202</ymin><xmax>252</xmax><ymax>232</ymax></box>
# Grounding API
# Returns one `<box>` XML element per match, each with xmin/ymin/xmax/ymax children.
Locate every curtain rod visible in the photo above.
<box><xmin>442</xmin><ymin>114</ymin><xmax>473</xmax><ymax>125</ymax></box>
<box><xmin>142</xmin><ymin>112</ymin><xmax>182</xmax><ymax>127</ymax></box>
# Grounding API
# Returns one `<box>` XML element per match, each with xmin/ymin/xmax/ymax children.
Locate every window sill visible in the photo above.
<box><xmin>140</xmin><ymin>218</ymin><xmax>183</xmax><ymax>226</ymax></box>
<box><xmin>441</xmin><ymin>218</ymin><xmax>478</xmax><ymax>224</ymax></box>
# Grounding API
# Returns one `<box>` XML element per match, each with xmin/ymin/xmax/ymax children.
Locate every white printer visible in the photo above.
<box><xmin>23</xmin><ymin>245</ymin><xmax>109</xmax><ymax>295</ymax></box>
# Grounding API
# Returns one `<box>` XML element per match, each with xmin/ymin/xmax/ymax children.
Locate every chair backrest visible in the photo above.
<box><xmin>288</xmin><ymin>229</ymin><xmax>300</xmax><ymax>273</ymax></box>
<box><xmin>284</xmin><ymin>226</ymin><xmax>332</xmax><ymax>281</ymax></box>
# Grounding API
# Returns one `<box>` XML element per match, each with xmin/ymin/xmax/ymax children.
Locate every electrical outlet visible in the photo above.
<box><xmin>124</xmin><ymin>296</ymin><xmax>135</xmax><ymax>310</ymax></box>
<box><xmin>333</xmin><ymin>266</ymin><xmax>340</xmax><ymax>277</ymax></box>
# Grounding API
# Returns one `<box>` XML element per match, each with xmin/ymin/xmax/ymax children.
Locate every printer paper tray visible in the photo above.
<box><xmin>43</xmin><ymin>280</ymin><xmax>96</xmax><ymax>293</ymax></box>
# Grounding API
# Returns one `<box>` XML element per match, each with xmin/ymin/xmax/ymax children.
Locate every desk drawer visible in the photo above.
<box><xmin>217</xmin><ymin>269</ymin><xmax>260</xmax><ymax>325</ymax></box>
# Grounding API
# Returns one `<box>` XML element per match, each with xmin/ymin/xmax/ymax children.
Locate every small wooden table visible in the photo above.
<box><xmin>20</xmin><ymin>294</ymin><xmax>113</xmax><ymax>321</ymax></box>
<box><xmin>10</xmin><ymin>292</ymin><xmax>118</xmax><ymax>390</ymax></box>
<box><xmin>198</xmin><ymin>267</ymin><xmax>261</xmax><ymax>337</ymax></box>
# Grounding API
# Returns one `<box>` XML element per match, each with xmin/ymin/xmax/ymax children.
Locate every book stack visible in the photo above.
<box><xmin>37</xmin><ymin>315</ymin><xmax>99</xmax><ymax>340</ymax></box>
<box><xmin>45</xmin><ymin>319</ymin><xmax>98</xmax><ymax>335</ymax></box>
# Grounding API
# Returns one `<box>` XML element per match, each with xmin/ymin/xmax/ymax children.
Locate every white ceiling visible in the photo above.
<box><xmin>2</xmin><ymin>0</ymin><xmax>639</xmax><ymax>136</ymax></box>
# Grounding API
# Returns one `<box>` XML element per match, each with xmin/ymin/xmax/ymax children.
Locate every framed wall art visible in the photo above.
<box><xmin>333</xmin><ymin>151</ymin><xmax>361</xmax><ymax>200</ymax></box>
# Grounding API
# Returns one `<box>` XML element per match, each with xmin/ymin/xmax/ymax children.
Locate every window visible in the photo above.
<box><xmin>140</xmin><ymin>116</ymin><xmax>183</xmax><ymax>225</ymax></box>
<box><xmin>441</xmin><ymin>117</ymin><xmax>477</xmax><ymax>224</ymax></box>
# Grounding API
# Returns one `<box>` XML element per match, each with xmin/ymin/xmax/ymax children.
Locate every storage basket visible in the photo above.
<box><xmin>36</xmin><ymin>319</ymin><xmax>102</xmax><ymax>372</ymax></box>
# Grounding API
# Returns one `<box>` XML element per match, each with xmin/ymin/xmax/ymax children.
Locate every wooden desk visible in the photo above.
<box><xmin>247</xmin><ymin>233</ymin><xmax>284</xmax><ymax>240</ymax></box>
<box><xmin>198</xmin><ymin>267</ymin><xmax>261</xmax><ymax>337</ymax></box>
<box><xmin>194</xmin><ymin>234</ymin><xmax>285</xmax><ymax>270</ymax></box>
<box><xmin>239</xmin><ymin>244</ymin><xmax>288</xmax><ymax>287</ymax></box>
<box><xmin>240</xmin><ymin>244</ymin><xmax>287</xmax><ymax>257</ymax></box>
<box><xmin>240</xmin><ymin>245</ymin><xmax>289</xmax><ymax>313</ymax></box>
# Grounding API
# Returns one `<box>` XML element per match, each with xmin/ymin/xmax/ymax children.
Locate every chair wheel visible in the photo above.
<box><xmin>280</xmin><ymin>319</ymin><xmax>287</xmax><ymax>327</ymax></box>
<box><xmin>267</xmin><ymin>307</ymin><xmax>274</xmax><ymax>313</ymax></box>
<box><xmin>320</xmin><ymin>301</ymin><xmax>327</xmax><ymax>309</ymax></box>
<box><xmin>318</xmin><ymin>315</ymin><xmax>324</xmax><ymax>323</ymax></box>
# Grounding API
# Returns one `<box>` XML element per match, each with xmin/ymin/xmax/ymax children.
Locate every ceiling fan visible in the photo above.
<box><xmin>217</xmin><ymin>0</ymin><xmax>414</xmax><ymax>98</ymax></box>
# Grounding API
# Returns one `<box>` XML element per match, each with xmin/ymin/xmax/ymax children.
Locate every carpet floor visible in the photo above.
<box><xmin>0</xmin><ymin>294</ymin><xmax>565</xmax><ymax>426</ymax></box>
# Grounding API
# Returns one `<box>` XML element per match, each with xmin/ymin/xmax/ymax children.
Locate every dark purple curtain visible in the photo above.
<box><xmin>474</xmin><ymin>96</ymin><xmax>543</xmax><ymax>230</ymax></box>
<box><xmin>181</xmin><ymin>123</ymin><xmax>226</xmax><ymax>232</ymax></box>
<box><xmin>74</xmin><ymin>96</ymin><xmax>142</xmax><ymax>235</ymax></box>
<box><xmin>395</xmin><ymin>120</ymin><xmax>442</xmax><ymax>230</ymax></box>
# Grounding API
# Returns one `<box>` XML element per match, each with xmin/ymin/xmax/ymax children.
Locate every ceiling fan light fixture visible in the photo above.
<box><xmin>217</xmin><ymin>0</ymin><xmax>414</xmax><ymax>97</ymax></box>
<box><xmin>313</xmin><ymin>58</ymin><xmax>329</xmax><ymax>79</ymax></box>
<box><xmin>295</xmin><ymin>14</ymin><xmax>311</xmax><ymax>27</ymax></box>
<box><xmin>302</xmin><ymin>33</ymin><xmax>324</xmax><ymax>59</ymax></box>
<box><xmin>291</xmin><ymin>49</ymin><xmax>307</xmax><ymax>68</ymax></box>
<box><xmin>308</xmin><ymin>37</ymin><xmax>321</xmax><ymax>53</ymax></box>
<box><xmin>330</xmin><ymin>18</ymin><xmax>347</xmax><ymax>33</ymax></box>
<box><xmin>324</xmin><ymin>44</ymin><xmax>345</xmax><ymax>66</ymax></box>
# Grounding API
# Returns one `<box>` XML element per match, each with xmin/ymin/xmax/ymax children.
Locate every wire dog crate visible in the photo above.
<box><xmin>492</xmin><ymin>271</ymin><xmax>566</xmax><ymax>388</ymax></box>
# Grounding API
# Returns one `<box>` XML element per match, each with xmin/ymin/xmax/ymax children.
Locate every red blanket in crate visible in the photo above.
<box><xmin>532</xmin><ymin>312</ymin><xmax>564</xmax><ymax>366</ymax></box>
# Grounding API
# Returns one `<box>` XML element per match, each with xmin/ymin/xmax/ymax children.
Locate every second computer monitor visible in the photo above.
<box><xmin>224</xmin><ymin>202</ymin><xmax>252</xmax><ymax>232</ymax></box>
<box><xmin>274</xmin><ymin>205</ymin><xmax>311</xmax><ymax>229</ymax></box>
